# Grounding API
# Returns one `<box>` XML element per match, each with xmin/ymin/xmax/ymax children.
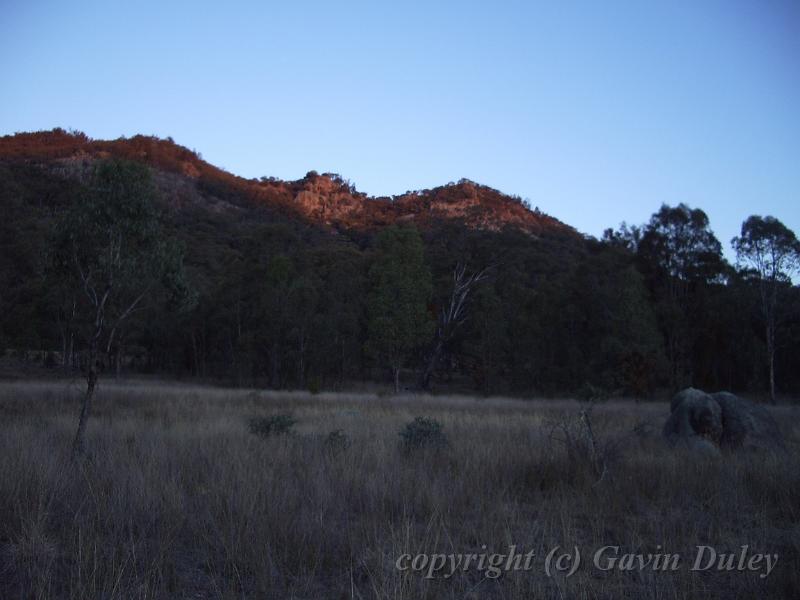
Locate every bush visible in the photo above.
<box><xmin>324</xmin><ymin>429</ymin><xmax>351</xmax><ymax>455</ymax></box>
<box><xmin>545</xmin><ymin>406</ymin><xmax>621</xmax><ymax>486</ymax></box>
<box><xmin>248</xmin><ymin>414</ymin><xmax>296</xmax><ymax>439</ymax></box>
<box><xmin>399</xmin><ymin>416</ymin><xmax>448</xmax><ymax>452</ymax></box>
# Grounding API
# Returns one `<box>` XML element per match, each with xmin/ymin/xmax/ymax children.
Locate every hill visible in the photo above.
<box><xmin>0</xmin><ymin>129</ymin><xmax>574</xmax><ymax>236</ymax></box>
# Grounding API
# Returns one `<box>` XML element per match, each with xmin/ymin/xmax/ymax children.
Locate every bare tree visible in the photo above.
<box><xmin>418</xmin><ymin>263</ymin><xmax>491</xmax><ymax>390</ymax></box>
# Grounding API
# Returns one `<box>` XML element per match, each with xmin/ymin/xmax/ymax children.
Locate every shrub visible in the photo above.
<box><xmin>545</xmin><ymin>406</ymin><xmax>621</xmax><ymax>486</ymax></box>
<box><xmin>399</xmin><ymin>416</ymin><xmax>447</xmax><ymax>452</ymax></box>
<box><xmin>324</xmin><ymin>429</ymin><xmax>351</xmax><ymax>455</ymax></box>
<box><xmin>248</xmin><ymin>414</ymin><xmax>296</xmax><ymax>439</ymax></box>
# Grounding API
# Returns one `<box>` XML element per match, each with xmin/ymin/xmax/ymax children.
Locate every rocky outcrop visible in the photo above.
<box><xmin>664</xmin><ymin>388</ymin><xmax>784</xmax><ymax>453</ymax></box>
<box><xmin>0</xmin><ymin>130</ymin><xmax>577</xmax><ymax>237</ymax></box>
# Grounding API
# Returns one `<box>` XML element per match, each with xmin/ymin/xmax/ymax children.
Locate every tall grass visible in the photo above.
<box><xmin>0</xmin><ymin>381</ymin><xmax>797</xmax><ymax>599</ymax></box>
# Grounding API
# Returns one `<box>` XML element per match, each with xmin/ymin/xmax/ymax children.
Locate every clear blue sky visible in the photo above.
<box><xmin>2</xmin><ymin>0</ymin><xmax>798</xmax><ymax>252</ymax></box>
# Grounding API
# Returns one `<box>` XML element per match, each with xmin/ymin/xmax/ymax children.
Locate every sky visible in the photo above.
<box><xmin>1</xmin><ymin>0</ymin><xmax>798</xmax><ymax>254</ymax></box>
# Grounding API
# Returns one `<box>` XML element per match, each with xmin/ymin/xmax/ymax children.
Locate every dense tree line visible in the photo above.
<box><xmin>1</xmin><ymin>159</ymin><xmax>799</xmax><ymax>398</ymax></box>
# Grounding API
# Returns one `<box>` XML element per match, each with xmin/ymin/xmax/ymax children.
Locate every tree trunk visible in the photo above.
<box><xmin>60</xmin><ymin>328</ymin><xmax>68</xmax><ymax>369</ymax></box>
<box><xmin>271</xmin><ymin>341</ymin><xmax>280</xmax><ymax>389</ymax></box>
<box><xmin>393</xmin><ymin>366</ymin><xmax>401</xmax><ymax>394</ymax></box>
<box><xmin>199</xmin><ymin>327</ymin><xmax>207</xmax><ymax>378</ymax></box>
<box><xmin>67</xmin><ymin>334</ymin><xmax>74</xmax><ymax>371</ymax></box>
<box><xmin>767</xmin><ymin>322</ymin><xmax>776</xmax><ymax>404</ymax></box>
<box><xmin>72</xmin><ymin>340</ymin><xmax>98</xmax><ymax>457</ymax></box>
<box><xmin>115</xmin><ymin>342</ymin><xmax>122</xmax><ymax>379</ymax></box>
<box><xmin>297</xmin><ymin>332</ymin><xmax>306</xmax><ymax>388</ymax></box>
<box><xmin>190</xmin><ymin>330</ymin><xmax>200</xmax><ymax>377</ymax></box>
<box><xmin>769</xmin><ymin>355</ymin><xmax>776</xmax><ymax>404</ymax></box>
<box><xmin>419</xmin><ymin>338</ymin><xmax>444</xmax><ymax>390</ymax></box>
<box><xmin>338</xmin><ymin>338</ymin><xmax>346</xmax><ymax>388</ymax></box>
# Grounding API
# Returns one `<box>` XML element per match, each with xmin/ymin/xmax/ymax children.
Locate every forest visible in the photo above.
<box><xmin>1</xmin><ymin>132</ymin><xmax>799</xmax><ymax>400</ymax></box>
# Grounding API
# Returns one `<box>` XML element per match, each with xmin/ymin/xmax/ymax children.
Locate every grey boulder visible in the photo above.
<box><xmin>712</xmin><ymin>391</ymin><xmax>785</xmax><ymax>452</ymax></box>
<box><xmin>663</xmin><ymin>388</ymin><xmax>723</xmax><ymax>452</ymax></box>
<box><xmin>664</xmin><ymin>388</ymin><xmax>784</xmax><ymax>453</ymax></box>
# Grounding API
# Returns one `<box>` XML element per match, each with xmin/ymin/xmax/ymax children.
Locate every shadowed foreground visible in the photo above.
<box><xmin>1</xmin><ymin>381</ymin><xmax>798</xmax><ymax>599</ymax></box>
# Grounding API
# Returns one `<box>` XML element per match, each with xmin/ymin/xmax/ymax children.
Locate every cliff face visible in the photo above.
<box><xmin>0</xmin><ymin>129</ymin><xmax>574</xmax><ymax>236</ymax></box>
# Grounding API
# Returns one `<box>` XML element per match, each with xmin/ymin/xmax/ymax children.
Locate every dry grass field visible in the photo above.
<box><xmin>0</xmin><ymin>380</ymin><xmax>798</xmax><ymax>599</ymax></box>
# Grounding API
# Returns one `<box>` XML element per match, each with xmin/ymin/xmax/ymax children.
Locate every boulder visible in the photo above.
<box><xmin>712</xmin><ymin>391</ymin><xmax>785</xmax><ymax>452</ymax></box>
<box><xmin>664</xmin><ymin>388</ymin><xmax>785</xmax><ymax>453</ymax></box>
<box><xmin>663</xmin><ymin>388</ymin><xmax>722</xmax><ymax>449</ymax></box>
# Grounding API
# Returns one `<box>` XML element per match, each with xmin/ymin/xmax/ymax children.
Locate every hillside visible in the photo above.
<box><xmin>0</xmin><ymin>129</ymin><xmax>574</xmax><ymax>236</ymax></box>
<box><xmin>1</xmin><ymin>128</ymin><xmax>796</xmax><ymax>397</ymax></box>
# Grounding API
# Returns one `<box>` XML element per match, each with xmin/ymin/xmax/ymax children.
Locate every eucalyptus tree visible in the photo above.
<box><xmin>50</xmin><ymin>159</ymin><xmax>190</xmax><ymax>455</ymax></box>
<box><xmin>366</xmin><ymin>226</ymin><xmax>433</xmax><ymax>393</ymax></box>
<box><xmin>636</xmin><ymin>204</ymin><xmax>725</xmax><ymax>388</ymax></box>
<box><xmin>733</xmin><ymin>216</ymin><xmax>800</xmax><ymax>402</ymax></box>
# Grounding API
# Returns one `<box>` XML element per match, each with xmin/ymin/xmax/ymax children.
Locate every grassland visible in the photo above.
<box><xmin>0</xmin><ymin>380</ymin><xmax>798</xmax><ymax>599</ymax></box>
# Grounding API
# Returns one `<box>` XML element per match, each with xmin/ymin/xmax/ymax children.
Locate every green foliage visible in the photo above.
<box><xmin>3</xmin><ymin>156</ymin><xmax>800</xmax><ymax>397</ymax></box>
<box><xmin>307</xmin><ymin>376</ymin><xmax>321</xmax><ymax>395</ymax></box>
<box><xmin>48</xmin><ymin>159</ymin><xmax>191</xmax><ymax>349</ymax></box>
<box><xmin>55</xmin><ymin>160</ymin><xmax>161</xmax><ymax>274</ymax></box>
<box><xmin>638</xmin><ymin>203</ymin><xmax>725</xmax><ymax>284</ymax></box>
<box><xmin>0</xmin><ymin>163</ymin><xmax>78</xmax><ymax>350</ymax></box>
<box><xmin>366</xmin><ymin>226</ymin><xmax>433</xmax><ymax>390</ymax></box>
<box><xmin>625</xmin><ymin>203</ymin><xmax>727</xmax><ymax>390</ymax></box>
<box><xmin>399</xmin><ymin>416</ymin><xmax>448</xmax><ymax>451</ymax></box>
<box><xmin>462</xmin><ymin>284</ymin><xmax>509</xmax><ymax>394</ymax></box>
<box><xmin>248</xmin><ymin>414</ymin><xmax>297</xmax><ymax>438</ymax></box>
<box><xmin>732</xmin><ymin>215</ymin><xmax>800</xmax><ymax>400</ymax></box>
<box><xmin>570</xmin><ymin>244</ymin><xmax>665</xmax><ymax>395</ymax></box>
<box><xmin>733</xmin><ymin>215</ymin><xmax>800</xmax><ymax>282</ymax></box>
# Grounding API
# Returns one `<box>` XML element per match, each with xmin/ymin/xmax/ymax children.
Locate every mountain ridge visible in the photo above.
<box><xmin>0</xmin><ymin>129</ymin><xmax>576</xmax><ymax>236</ymax></box>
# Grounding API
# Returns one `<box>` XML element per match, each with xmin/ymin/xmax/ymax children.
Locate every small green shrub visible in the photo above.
<box><xmin>248</xmin><ymin>414</ymin><xmax>296</xmax><ymax>439</ymax></box>
<box><xmin>324</xmin><ymin>429</ymin><xmax>351</xmax><ymax>454</ymax></box>
<box><xmin>400</xmin><ymin>416</ymin><xmax>448</xmax><ymax>452</ymax></box>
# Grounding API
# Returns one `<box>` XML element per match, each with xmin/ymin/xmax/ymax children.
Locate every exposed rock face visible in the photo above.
<box><xmin>0</xmin><ymin>130</ymin><xmax>576</xmax><ymax>237</ymax></box>
<box><xmin>664</xmin><ymin>388</ymin><xmax>784</xmax><ymax>453</ymax></box>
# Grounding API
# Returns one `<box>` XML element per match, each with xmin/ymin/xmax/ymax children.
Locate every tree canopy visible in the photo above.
<box><xmin>366</xmin><ymin>226</ymin><xmax>433</xmax><ymax>392</ymax></box>
<box><xmin>48</xmin><ymin>158</ymin><xmax>190</xmax><ymax>453</ymax></box>
<box><xmin>1</xmin><ymin>158</ymin><xmax>799</xmax><ymax>400</ymax></box>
